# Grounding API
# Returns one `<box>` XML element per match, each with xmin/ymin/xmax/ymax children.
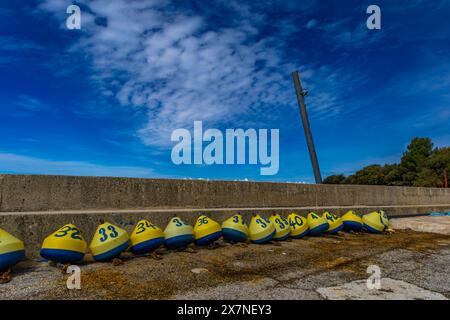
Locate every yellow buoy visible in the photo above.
<box><xmin>307</xmin><ymin>212</ymin><xmax>329</xmax><ymax>236</ymax></box>
<box><xmin>129</xmin><ymin>219</ymin><xmax>164</xmax><ymax>254</ymax></box>
<box><xmin>379</xmin><ymin>210</ymin><xmax>391</xmax><ymax>228</ymax></box>
<box><xmin>249</xmin><ymin>214</ymin><xmax>275</xmax><ymax>244</ymax></box>
<box><xmin>287</xmin><ymin>213</ymin><xmax>309</xmax><ymax>238</ymax></box>
<box><xmin>362</xmin><ymin>211</ymin><xmax>388</xmax><ymax>233</ymax></box>
<box><xmin>164</xmin><ymin>216</ymin><xmax>194</xmax><ymax>249</ymax></box>
<box><xmin>269</xmin><ymin>214</ymin><xmax>290</xmax><ymax>241</ymax></box>
<box><xmin>341</xmin><ymin>210</ymin><xmax>363</xmax><ymax>231</ymax></box>
<box><xmin>0</xmin><ymin>228</ymin><xmax>25</xmax><ymax>270</ymax></box>
<box><xmin>89</xmin><ymin>222</ymin><xmax>129</xmax><ymax>261</ymax></box>
<box><xmin>221</xmin><ymin>214</ymin><xmax>249</xmax><ymax>243</ymax></box>
<box><xmin>322</xmin><ymin>212</ymin><xmax>344</xmax><ymax>234</ymax></box>
<box><xmin>40</xmin><ymin>224</ymin><xmax>87</xmax><ymax>263</ymax></box>
<box><xmin>194</xmin><ymin>215</ymin><xmax>222</xmax><ymax>246</ymax></box>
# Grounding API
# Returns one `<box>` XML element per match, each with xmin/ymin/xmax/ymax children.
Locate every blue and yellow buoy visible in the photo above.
<box><xmin>221</xmin><ymin>214</ymin><xmax>249</xmax><ymax>243</ymax></box>
<box><xmin>341</xmin><ymin>210</ymin><xmax>364</xmax><ymax>231</ymax></box>
<box><xmin>307</xmin><ymin>212</ymin><xmax>329</xmax><ymax>236</ymax></box>
<box><xmin>362</xmin><ymin>211</ymin><xmax>388</xmax><ymax>234</ymax></box>
<box><xmin>129</xmin><ymin>219</ymin><xmax>164</xmax><ymax>254</ymax></box>
<box><xmin>89</xmin><ymin>222</ymin><xmax>129</xmax><ymax>261</ymax></box>
<box><xmin>0</xmin><ymin>228</ymin><xmax>25</xmax><ymax>271</ymax></box>
<box><xmin>287</xmin><ymin>213</ymin><xmax>309</xmax><ymax>238</ymax></box>
<box><xmin>269</xmin><ymin>214</ymin><xmax>290</xmax><ymax>241</ymax></box>
<box><xmin>194</xmin><ymin>215</ymin><xmax>222</xmax><ymax>246</ymax></box>
<box><xmin>322</xmin><ymin>212</ymin><xmax>344</xmax><ymax>234</ymax></box>
<box><xmin>379</xmin><ymin>210</ymin><xmax>391</xmax><ymax>229</ymax></box>
<box><xmin>40</xmin><ymin>224</ymin><xmax>87</xmax><ymax>263</ymax></box>
<box><xmin>249</xmin><ymin>214</ymin><xmax>275</xmax><ymax>244</ymax></box>
<box><xmin>164</xmin><ymin>216</ymin><xmax>194</xmax><ymax>249</ymax></box>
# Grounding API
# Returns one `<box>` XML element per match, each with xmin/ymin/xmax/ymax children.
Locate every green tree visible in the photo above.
<box><xmin>399</xmin><ymin>137</ymin><xmax>434</xmax><ymax>186</ymax></box>
<box><xmin>323</xmin><ymin>174</ymin><xmax>346</xmax><ymax>184</ymax></box>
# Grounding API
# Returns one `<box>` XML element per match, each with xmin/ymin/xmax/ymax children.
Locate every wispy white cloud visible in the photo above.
<box><xmin>0</xmin><ymin>153</ymin><xmax>155</xmax><ymax>177</ymax></box>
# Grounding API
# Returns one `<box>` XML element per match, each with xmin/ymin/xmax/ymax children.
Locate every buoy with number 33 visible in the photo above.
<box><xmin>89</xmin><ymin>222</ymin><xmax>129</xmax><ymax>261</ymax></box>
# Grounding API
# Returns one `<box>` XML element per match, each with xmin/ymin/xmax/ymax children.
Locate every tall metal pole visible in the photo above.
<box><xmin>292</xmin><ymin>70</ymin><xmax>323</xmax><ymax>184</ymax></box>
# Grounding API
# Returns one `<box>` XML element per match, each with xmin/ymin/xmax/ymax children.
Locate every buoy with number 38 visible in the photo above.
<box><xmin>221</xmin><ymin>214</ymin><xmax>249</xmax><ymax>243</ymax></box>
<box><xmin>40</xmin><ymin>224</ymin><xmax>87</xmax><ymax>263</ymax></box>
<box><xmin>307</xmin><ymin>212</ymin><xmax>329</xmax><ymax>236</ymax></box>
<box><xmin>287</xmin><ymin>213</ymin><xmax>309</xmax><ymax>238</ymax></box>
<box><xmin>194</xmin><ymin>215</ymin><xmax>222</xmax><ymax>246</ymax></box>
<box><xmin>89</xmin><ymin>222</ymin><xmax>129</xmax><ymax>261</ymax></box>
<box><xmin>341</xmin><ymin>210</ymin><xmax>364</xmax><ymax>231</ymax></box>
<box><xmin>0</xmin><ymin>228</ymin><xmax>25</xmax><ymax>271</ymax></box>
<box><xmin>269</xmin><ymin>214</ymin><xmax>290</xmax><ymax>241</ymax></box>
<box><xmin>249</xmin><ymin>214</ymin><xmax>275</xmax><ymax>244</ymax></box>
<box><xmin>164</xmin><ymin>217</ymin><xmax>194</xmax><ymax>249</ymax></box>
<box><xmin>129</xmin><ymin>219</ymin><xmax>164</xmax><ymax>254</ymax></box>
<box><xmin>322</xmin><ymin>212</ymin><xmax>344</xmax><ymax>234</ymax></box>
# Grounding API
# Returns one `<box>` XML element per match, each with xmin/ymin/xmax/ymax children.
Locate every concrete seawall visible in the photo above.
<box><xmin>0</xmin><ymin>174</ymin><xmax>449</xmax><ymax>258</ymax></box>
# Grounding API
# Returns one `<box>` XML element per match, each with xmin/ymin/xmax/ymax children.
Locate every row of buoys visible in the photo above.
<box><xmin>0</xmin><ymin>210</ymin><xmax>391</xmax><ymax>271</ymax></box>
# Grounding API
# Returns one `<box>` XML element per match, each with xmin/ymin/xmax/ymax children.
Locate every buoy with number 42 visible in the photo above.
<box><xmin>40</xmin><ymin>224</ymin><xmax>87</xmax><ymax>263</ymax></box>
<box><xmin>307</xmin><ymin>212</ymin><xmax>329</xmax><ymax>236</ymax></box>
<box><xmin>322</xmin><ymin>212</ymin><xmax>344</xmax><ymax>234</ymax></box>
<box><xmin>194</xmin><ymin>215</ymin><xmax>222</xmax><ymax>246</ymax></box>
<box><xmin>130</xmin><ymin>219</ymin><xmax>164</xmax><ymax>254</ymax></box>
<box><xmin>249</xmin><ymin>214</ymin><xmax>275</xmax><ymax>244</ymax></box>
<box><xmin>341</xmin><ymin>210</ymin><xmax>363</xmax><ymax>231</ymax></box>
<box><xmin>221</xmin><ymin>214</ymin><xmax>249</xmax><ymax>243</ymax></box>
<box><xmin>0</xmin><ymin>228</ymin><xmax>25</xmax><ymax>271</ymax></box>
<box><xmin>90</xmin><ymin>222</ymin><xmax>129</xmax><ymax>261</ymax></box>
<box><xmin>164</xmin><ymin>217</ymin><xmax>194</xmax><ymax>249</ymax></box>
<box><xmin>269</xmin><ymin>214</ymin><xmax>290</xmax><ymax>241</ymax></box>
<box><xmin>287</xmin><ymin>213</ymin><xmax>309</xmax><ymax>238</ymax></box>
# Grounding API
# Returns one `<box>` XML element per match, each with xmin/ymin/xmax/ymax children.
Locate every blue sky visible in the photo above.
<box><xmin>0</xmin><ymin>0</ymin><xmax>449</xmax><ymax>182</ymax></box>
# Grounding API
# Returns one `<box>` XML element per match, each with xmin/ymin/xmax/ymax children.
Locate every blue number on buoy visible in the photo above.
<box><xmin>54</xmin><ymin>225</ymin><xmax>82</xmax><ymax>240</ymax></box>
<box><xmin>198</xmin><ymin>217</ymin><xmax>208</xmax><ymax>225</ymax></box>
<box><xmin>136</xmin><ymin>221</ymin><xmax>155</xmax><ymax>234</ymax></box>
<box><xmin>256</xmin><ymin>219</ymin><xmax>267</xmax><ymax>228</ymax></box>
<box><xmin>275</xmin><ymin>218</ymin><xmax>285</xmax><ymax>229</ymax></box>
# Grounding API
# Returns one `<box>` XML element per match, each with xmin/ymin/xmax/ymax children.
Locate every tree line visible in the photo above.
<box><xmin>323</xmin><ymin>138</ymin><xmax>450</xmax><ymax>187</ymax></box>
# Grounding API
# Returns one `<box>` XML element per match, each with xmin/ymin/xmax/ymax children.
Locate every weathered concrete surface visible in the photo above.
<box><xmin>1</xmin><ymin>230</ymin><xmax>449</xmax><ymax>300</ymax></box>
<box><xmin>1</xmin><ymin>174</ymin><xmax>450</xmax><ymax>212</ymax></box>
<box><xmin>391</xmin><ymin>216</ymin><xmax>450</xmax><ymax>235</ymax></box>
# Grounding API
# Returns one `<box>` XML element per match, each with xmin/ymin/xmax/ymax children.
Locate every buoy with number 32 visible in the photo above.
<box><xmin>89</xmin><ymin>222</ymin><xmax>129</xmax><ymax>261</ymax></box>
<box><xmin>341</xmin><ymin>210</ymin><xmax>364</xmax><ymax>231</ymax></box>
<box><xmin>221</xmin><ymin>214</ymin><xmax>249</xmax><ymax>243</ymax></box>
<box><xmin>164</xmin><ymin>217</ymin><xmax>194</xmax><ymax>249</ymax></box>
<box><xmin>129</xmin><ymin>219</ymin><xmax>164</xmax><ymax>254</ymax></box>
<box><xmin>0</xmin><ymin>228</ymin><xmax>25</xmax><ymax>271</ymax></box>
<box><xmin>322</xmin><ymin>212</ymin><xmax>344</xmax><ymax>234</ymax></box>
<box><xmin>287</xmin><ymin>213</ymin><xmax>309</xmax><ymax>238</ymax></box>
<box><xmin>307</xmin><ymin>212</ymin><xmax>329</xmax><ymax>236</ymax></box>
<box><xmin>269</xmin><ymin>214</ymin><xmax>290</xmax><ymax>241</ymax></box>
<box><xmin>249</xmin><ymin>214</ymin><xmax>275</xmax><ymax>244</ymax></box>
<box><xmin>40</xmin><ymin>224</ymin><xmax>87</xmax><ymax>263</ymax></box>
<box><xmin>194</xmin><ymin>215</ymin><xmax>222</xmax><ymax>246</ymax></box>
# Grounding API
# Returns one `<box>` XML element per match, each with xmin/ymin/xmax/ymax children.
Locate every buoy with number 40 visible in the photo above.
<box><xmin>40</xmin><ymin>224</ymin><xmax>87</xmax><ymax>263</ymax></box>
<box><xmin>0</xmin><ymin>228</ymin><xmax>25</xmax><ymax>271</ymax></box>
<box><xmin>130</xmin><ymin>219</ymin><xmax>164</xmax><ymax>254</ymax></box>
<box><xmin>221</xmin><ymin>214</ymin><xmax>249</xmax><ymax>243</ymax></box>
<box><xmin>90</xmin><ymin>222</ymin><xmax>129</xmax><ymax>261</ymax></box>
<box><xmin>287</xmin><ymin>213</ymin><xmax>309</xmax><ymax>238</ymax></box>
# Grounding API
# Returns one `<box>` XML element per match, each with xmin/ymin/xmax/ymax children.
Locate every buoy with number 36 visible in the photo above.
<box><xmin>249</xmin><ymin>214</ymin><xmax>275</xmax><ymax>244</ymax></box>
<box><xmin>0</xmin><ymin>228</ymin><xmax>25</xmax><ymax>271</ymax></box>
<box><xmin>164</xmin><ymin>217</ymin><xmax>194</xmax><ymax>249</ymax></box>
<box><xmin>194</xmin><ymin>215</ymin><xmax>222</xmax><ymax>246</ymax></box>
<box><xmin>40</xmin><ymin>224</ymin><xmax>87</xmax><ymax>263</ymax></box>
<box><xmin>90</xmin><ymin>222</ymin><xmax>129</xmax><ymax>261</ymax></box>
<box><xmin>129</xmin><ymin>219</ymin><xmax>164</xmax><ymax>254</ymax></box>
<box><xmin>221</xmin><ymin>214</ymin><xmax>249</xmax><ymax>243</ymax></box>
